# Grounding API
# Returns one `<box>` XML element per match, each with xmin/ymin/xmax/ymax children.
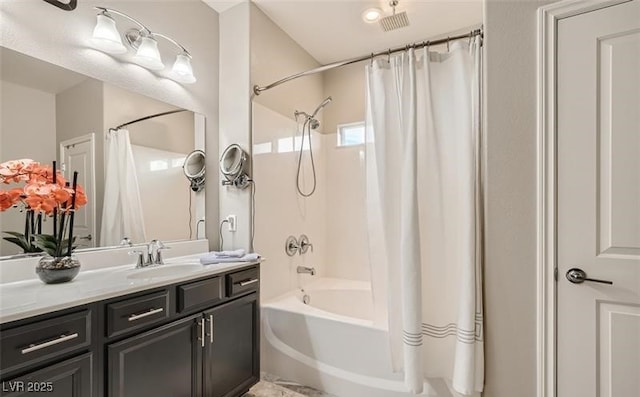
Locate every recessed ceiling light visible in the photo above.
<box><xmin>362</xmin><ymin>8</ymin><xmax>382</xmax><ymax>23</ymax></box>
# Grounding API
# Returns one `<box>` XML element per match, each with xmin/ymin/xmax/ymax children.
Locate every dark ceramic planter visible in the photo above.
<box><xmin>36</xmin><ymin>255</ymin><xmax>81</xmax><ymax>284</ymax></box>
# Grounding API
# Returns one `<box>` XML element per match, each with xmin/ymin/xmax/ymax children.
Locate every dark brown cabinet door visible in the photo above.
<box><xmin>1</xmin><ymin>353</ymin><xmax>92</xmax><ymax>397</ymax></box>
<box><xmin>107</xmin><ymin>315</ymin><xmax>202</xmax><ymax>397</ymax></box>
<box><xmin>203</xmin><ymin>293</ymin><xmax>258</xmax><ymax>397</ymax></box>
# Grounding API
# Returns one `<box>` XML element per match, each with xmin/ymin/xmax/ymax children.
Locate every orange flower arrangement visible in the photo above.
<box><xmin>1</xmin><ymin>159</ymin><xmax>88</xmax><ymax>256</ymax></box>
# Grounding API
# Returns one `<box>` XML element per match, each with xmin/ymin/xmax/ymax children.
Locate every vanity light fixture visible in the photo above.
<box><xmin>90</xmin><ymin>7</ymin><xmax>196</xmax><ymax>84</ymax></box>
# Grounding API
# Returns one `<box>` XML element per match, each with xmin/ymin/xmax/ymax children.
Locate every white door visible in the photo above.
<box><xmin>60</xmin><ymin>134</ymin><xmax>96</xmax><ymax>249</ymax></box>
<box><xmin>557</xmin><ymin>1</ymin><xmax>640</xmax><ymax>396</ymax></box>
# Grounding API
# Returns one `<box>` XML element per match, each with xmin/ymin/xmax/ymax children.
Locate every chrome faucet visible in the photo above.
<box><xmin>129</xmin><ymin>249</ymin><xmax>151</xmax><ymax>268</ymax></box>
<box><xmin>297</xmin><ymin>266</ymin><xmax>316</xmax><ymax>276</ymax></box>
<box><xmin>149</xmin><ymin>240</ymin><xmax>170</xmax><ymax>265</ymax></box>
<box><xmin>129</xmin><ymin>240</ymin><xmax>170</xmax><ymax>268</ymax></box>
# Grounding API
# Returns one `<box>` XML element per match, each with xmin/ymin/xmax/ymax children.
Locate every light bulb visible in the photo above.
<box><xmin>362</xmin><ymin>8</ymin><xmax>382</xmax><ymax>23</ymax></box>
<box><xmin>90</xmin><ymin>14</ymin><xmax>126</xmax><ymax>54</ymax></box>
<box><xmin>170</xmin><ymin>54</ymin><xmax>196</xmax><ymax>84</ymax></box>
<box><xmin>133</xmin><ymin>36</ymin><xmax>164</xmax><ymax>71</ymax></box>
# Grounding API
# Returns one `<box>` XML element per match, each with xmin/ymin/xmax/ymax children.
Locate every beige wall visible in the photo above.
<box><xmin>483</xmin><ymin>1</ymin><xmax>555</xmax><ymax>396</ymax></box>
<box><xmin>250</xmin><ymin>3</ymin><xmax>324</xmax><ymax>124</ymax></box>
<box><xmin>56</xmin><ymin>79</ymin><xmax>105</xmax><ymax>241</ymax></box>
<box><xmin>322</xmin><ymin>62</ymin><xmax>367</xmax><ymax>135</ymax></box>
<box><xmin>219</xmin><ymin>2</ymin><xmax>252</xmax><ymax>250</ymax></box>
<box><xmin>103</xmin><ymin>84</ymin><xmax>194</xmax><ymax>155</ymax></box>
<box><xmin>1</xmin><ymin>0</ymin><xmax>220</xmax><ymax>247</ymax></box>
<box><xmin>0</xmin><ymin>81</ymin><xmax>56</xmax><ymax>256</ymax></box>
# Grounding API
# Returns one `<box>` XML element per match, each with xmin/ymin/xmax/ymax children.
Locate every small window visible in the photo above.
<box><xmin>253</xmin><ymin>142</ymin><xmax>273</xmax><ymax>155</ymax></box>
<box><xmin>172</xmin><ymin>157</ymin><xmax>186</xmax><ymax>168</ymax></box>
<box><xmin>149</xmin><ymin>160</ymin><xmax>168</xmax><ymax>171</ymax></box>
<box><xmin>277</xmin><ymin>137</ymin><xmax>294</xmax><ymax>153</ymax></box>
<box><xmin>337</xmin><ymin>122</ymin><xmax>366</xmax><ymax>147</ymax></box>
<box><xmin>293</xmin><ymin>136</ymin><xmax>311</xmax><ymax>151</ymax></box>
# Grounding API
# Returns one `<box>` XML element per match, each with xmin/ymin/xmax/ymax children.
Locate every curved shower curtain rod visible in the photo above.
<box><xmin>253</xmin><ymin>28</ymin><xmax>483</xmax><ymax>96</ymax></box>
<box><xmin>112</xmin><ymin>109</ymin><xmax>188</xmax><ymax>131</ymax></box>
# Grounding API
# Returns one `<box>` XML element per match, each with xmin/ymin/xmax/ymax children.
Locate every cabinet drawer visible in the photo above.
<box><xmin>0</xmin><ymin>310</ymin><xmax>91</xmax><ymax>375</ymax></box>
<box><xmin>2</xmin><ymin>353</ymin><xmax>93</xmax><ymax>397</ymax></box>
<box><xmin>106</xmin><ymin>290</ymin><xmax>170</xmax><ymax>338</ymax></box>
<box><xmin>177</xmin><ymin>276</ymin><xmax>224</xmax><ymax>313</ymax></box>
<box><xmin>226</xmin><ymin>267</ymin><xmax>259</xmax><ymax>297</ymax></box>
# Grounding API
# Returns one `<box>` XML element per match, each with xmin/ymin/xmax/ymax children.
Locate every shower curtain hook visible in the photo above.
<box><xmin>370</xmin><ymin>53</ymin><xmax>374</xmax><ymax>66</ymax></box>
<box><xmin>447</xmin><ymin>36</ymin><xmax>451</xmax><ymax>52</ymax></box>
<box><xmin>387</xmin><ymin>49</ymin><xmax>391</xmax><ymax>63</ymax></box>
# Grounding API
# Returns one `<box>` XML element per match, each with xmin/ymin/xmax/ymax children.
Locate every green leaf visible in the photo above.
<box><xmin>32</xmin><ymin>234</ymin><xmax>60</xmax><ymax>257</ymax></box>
<box><xmin>2</xmin><ymin>237</ymin><xmax>28</xmax><ymax>250</ymax></box>
<box><xmin>3</xmin><ymin>231</ymin><xmax>27</xmax><ymax>238</ymax></box>
<box><xmin>3</xmin><ymin>231</ymin><xmax>43</xmax><ymax>253</ymax></box>
<box><xmin>3</xmin><ymin>232</ymin><xmax>28</xmax><ymax>245</ymax></box>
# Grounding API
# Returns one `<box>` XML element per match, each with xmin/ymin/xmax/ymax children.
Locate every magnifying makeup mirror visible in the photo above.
<box><xmin>220</xmin><ymin>144</ymin><xmax>250</xmax><ymax>189</ymax></box>
<box><xmin>183</xmin><ymin>150</ymin><xmax>206</xmax><ymax>192</ymax></box>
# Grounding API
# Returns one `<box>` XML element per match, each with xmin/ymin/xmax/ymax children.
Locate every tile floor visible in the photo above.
<box><xmin>243</xmin><ymin>373</ymin><xmax>336</xmax><ymax>397</ymax></box>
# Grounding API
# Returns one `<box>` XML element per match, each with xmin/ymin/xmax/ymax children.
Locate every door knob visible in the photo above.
<box><xmin>566</xmin><ymin>268</ymin><xmax>613</xmax><ymax>285</ymax></box>
<box><xmin>79</xmin><ymin>234</ymin><xmax>92</xmax><ymax>241</ymax></box>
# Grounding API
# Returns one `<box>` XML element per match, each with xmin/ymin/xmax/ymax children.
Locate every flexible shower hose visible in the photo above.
<box><xmin>296</xmin><ymin>117</ymin><xmax>317</xmax><ymax>197</ymax></box>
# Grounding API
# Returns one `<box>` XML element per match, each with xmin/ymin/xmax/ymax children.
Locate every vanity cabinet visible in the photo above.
<box><xmin>0</xmin><ymin>264</ymin><xmax>260</xmax><ymax>397</ymax></box>
<box><xmin>1</xmin><ymin>353</ymin><xmax>93</xmax><ymax>397</ymax></box>
<box><xmin>203</xmin><ymin>293</ymin><xmax>259</xmax><ymax>397</ymax></box>
<box><xmin>107</xmin><ymin>315</ymin><xmax>202</xmax><ymax>397</ymax></box>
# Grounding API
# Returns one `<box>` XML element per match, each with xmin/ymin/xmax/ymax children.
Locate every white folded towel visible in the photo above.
<box><xmin>199</xmin><ymin>252</ymin><xmax>260</xmax><ymax>265</ymax></box>
<box><xmin>208</xmin><ymin>249</ymin><xmax>245</xmax><ymax>258</ymax></box>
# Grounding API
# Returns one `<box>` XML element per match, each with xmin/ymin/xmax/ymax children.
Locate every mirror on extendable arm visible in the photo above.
<box><xmin>183</xmin><ymin>150</ymin><xmax>206</xmax><ymax>192</ymax></box>
<box><xmin>219</xmin><ymin>144</ymin><xmax>250</xmax><ymax>189</ymax></box>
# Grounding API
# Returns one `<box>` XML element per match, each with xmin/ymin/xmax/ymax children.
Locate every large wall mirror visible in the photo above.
<box><xmin>0</xmin><ymin>47</ymin><xmax>206</xmax><ymax>258</ymax></box>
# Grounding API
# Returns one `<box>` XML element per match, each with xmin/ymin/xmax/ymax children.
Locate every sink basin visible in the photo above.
<box><xmin>126</xmin><ymin>264</ymin><xmax>203</xmax><ymax>279</ymax></box>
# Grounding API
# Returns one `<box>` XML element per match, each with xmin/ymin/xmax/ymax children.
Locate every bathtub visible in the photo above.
<box><xmin>261</xmin><ymin>278</ymin><xmax>452</xmax><ymax>397</ymax></box>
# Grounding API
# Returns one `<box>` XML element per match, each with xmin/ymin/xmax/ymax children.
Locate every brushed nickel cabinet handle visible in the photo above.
<box><xmin>128</xmin><ymin>307</ymin><xmax>164</xmax><ymax>322</ymax></box>
<box><xmin>21</xmin><ymin>333</ymin><xmax>79</xmax><ymax>354</ymax></box>
<box><xmin>209</xmin><ymin>314</ymin><xmax>214</xmax><ymax>344</ymax></box>
<box><xmin>238</xmin><ymin>278</ymin><xmax>258</xmax><ymax>287</ymax></box>
<box><xmin>199</xmin><ymin>319</ymin><xmax>205</xmax><ymax>348</ymax></box>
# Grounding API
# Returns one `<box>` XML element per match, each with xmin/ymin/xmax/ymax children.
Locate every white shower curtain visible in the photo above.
<box><xmin>100</xmin><ymin>128</ymin><xmax>147</xmax><ymax>246</ymax></box>
<box><xmin>366</xmin><ymin>37</ymin><xmax>483</xmax><ymax>396</ymax></box>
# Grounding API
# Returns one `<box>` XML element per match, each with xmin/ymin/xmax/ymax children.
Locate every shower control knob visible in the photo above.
<box><xmin>285</xmin><ymin>236</ymin><xmax>299</xmax><ymax>257</ymax></box>
<box><xmin>299</xmin><ymin>234</ymin><xmax>314</xmax><ymax>254</ymax></box>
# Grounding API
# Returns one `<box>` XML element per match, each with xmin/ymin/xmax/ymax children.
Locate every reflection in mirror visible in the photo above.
<box><xmin>183</xmin><ymin>150</ymin><xmax>206</xmax><ymax>192</ymax></box>
<box><xmin>0</xmin><ymin>47</ymin><xmax>205</xmax><ymax>259</ymax></box>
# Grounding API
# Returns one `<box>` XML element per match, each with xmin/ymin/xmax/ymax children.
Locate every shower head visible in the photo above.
<box><xmin>380</xmin><ymin>0</ymin><xmax>409</xmax><ymax>32</ymax></box>
<box><xmin>311</xmin><ymin>96</ymin><xmax>332</xmax><ymax>118</ymax></box>
<box><xmin>294</xmin><ymin>97</ymin><xmax>332</xmax><ymax>130</ymax></box>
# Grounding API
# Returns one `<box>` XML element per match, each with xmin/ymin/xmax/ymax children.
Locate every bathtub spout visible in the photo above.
<box><xmin>297</xmin><ymin>266</ymin><xmax>316</xmax><ymax>275</ymax></box>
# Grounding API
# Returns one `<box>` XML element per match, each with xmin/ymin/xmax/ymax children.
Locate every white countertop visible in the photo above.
<box><xmin>0</xmin><ymin>254</ymin><xmax>259</xmax><ymax>324</ymax></box>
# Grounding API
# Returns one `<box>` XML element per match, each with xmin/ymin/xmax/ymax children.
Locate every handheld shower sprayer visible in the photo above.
<box><xmin>294</xmin><ymin>96</ymin><xmax>333</xmax><ymax>197</ymax></box>
<box><xmin>311</xmin><ymin>96</ymin><xmax>332</xmax><ymax>118</ymax></box>
<box><xmin>294</xmin><ymin>96</ymin><xmax>332</xmax><ymax>130</ymax></box>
